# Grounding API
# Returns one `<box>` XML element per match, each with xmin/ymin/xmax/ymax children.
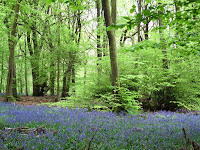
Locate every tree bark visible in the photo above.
<box><xmin>55</xmin><ymin>4</ymin><xmax>61</xmax><ymax>102</ymax></box>
<box><xmin>111</xmin><ymin>0</ymin><xmax>117</xmax><ymax>24</ymax></box>
<box><xmin>102</xmin><ymin>31</ymin><xmax>108</xmax><ymax>56</ymax></box>
<box><xmin>4</xmin><ymin>1</ymin><xmax>20</xmax><ymax>102</ymax></box>
<box><xmin>0</xmin><ymin>53</ymin><xmax>4</xmax><ymax>93</ymax></box>
<box><xmin>31</xmin><ymin>22</ymin><xmax>41</xmax><ymax>96</ymax></box>
<box><xmin>24</xmin><ymin>34</ymin><xmax>28</xmax><ymax>96</ymax></box>
<box><xmin>137</xmin><ymin>0</ymin><xmax>142</xmax><ymax>42</ymax></box>
<box><xmin>50</xmin><ymin>62</ymin><xmax>55</xmax><ymax>96</ymax></box>
<box><xmin>144</xmin><ymin>4</ymin><xmax>149</xmax><ymax>40</ymax></box>
<box><xmin>102</xmin><ymin>0</ymin><xmax>119</xmax><ymax>87</ymax></box>
<box><xmin>62</xmin><ymin>62</ymin><xmax>72</xmax><ymax>97</ymax></box>
<box><xmin>27</xmin><ymin>30</ymin><xmax>40</xmax><ymax>96</ymax></box>
<box><xmin>96</xmin><ymin>0</ymin><xmax>102</xmax><ymax>59</ymax></box>
<box><xmin>71</xmin><ymin>64</ymin><xmax>75</xmax><ymax>94</ymax></box>
<box><xmin>96</xmin><ymin>0</ymin><xmax>102</xmax><ymax>83</ymax></box>
<box><xmin>12</xmin><ymin>64</ymin><xmax>18</xmax><ymax>98</ymax></box>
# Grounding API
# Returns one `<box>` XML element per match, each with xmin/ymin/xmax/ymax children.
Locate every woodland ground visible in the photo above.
<box><xmin>0</xmin><ymin>96</ymin><xmax>57</xmax><ymax>106</ymax></box>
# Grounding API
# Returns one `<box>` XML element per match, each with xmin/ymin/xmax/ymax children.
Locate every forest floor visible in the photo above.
<box><xmin>0</xmin><ymin>96</ymin><xmax>56</xmax><ymax>106</ymax></box>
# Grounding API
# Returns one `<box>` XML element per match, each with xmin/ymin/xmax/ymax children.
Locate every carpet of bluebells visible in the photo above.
<box><xmin>0</xmin><ymin>102</ymin><xmax>200</xmax><ymax>150</ymax></box>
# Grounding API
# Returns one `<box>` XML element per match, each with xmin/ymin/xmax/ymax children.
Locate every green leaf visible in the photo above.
<box><xmin>58</xmin><ymin>0</ymin><xmax>65</xmax><ymax>2</ymax></box>
<box><xmin>122</xmin><ymin>16</ymin><xmax>131</xmax><ymax>20</ymax></box>
<box><xmin>78</xmin><ymin>6</ymin><xmax>84</xmax><ymax>11</ymax></box>
<box><xmin>115</xmin><ymin>24</ymin><xmax>126</xmax><ymax>29</ymax></box>
<box><xmin>107</xmin><ymin>25</ymin><xmax>114</xmax><ymax>31</ymax></box>
<box><xmin>148</xmin><ymin>6</ymin><xmax>154</xmax><ymax>10</ymax></box>
<box><xmin>143</xmin><ymin>10</ymin><xmax>151</xmax><ymax>17</ymax></box>
<box><xmin>71</xmin><ymin>5</ymin><xmax>78</xmax><ymax>12</ymax></box>
<box><xmin>46</xmin><ymin>0</ymin><xmax>53</xmax><ymax>5</ymax></box>
<box><xmin>64</xmin><ymin>0</ymin><xmax>70</xmax><ymax>3</ymax></box>
<box><xmin>130</xmin><ymin>5</ymin><xmax>136</xmax><ymax>13</ymax></box>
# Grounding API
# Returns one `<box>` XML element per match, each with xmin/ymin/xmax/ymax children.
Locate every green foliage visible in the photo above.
<box><xmin>117</xmin><ymin>36</ymin><xmax>200</xmax><ymax>111</ymax></box>
<box><xmin>99</xmin><ymin>86</ymin><xmax>141</xmax><ymax>114</ymax></box>
<box><xmin>170</xmin><ymin>57</ymin><xmax>200</xmax><ymax>110</ymax></box>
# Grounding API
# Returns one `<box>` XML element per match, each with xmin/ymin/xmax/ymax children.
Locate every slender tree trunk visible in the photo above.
<box><xmin>111</xmin><ymin>0</ymin><xmax>117</xmax><ymax>24</ymax></box>
<box><xmin>75</xmin><ymin>10</ymin><xmax>82</xmax><ymax>44</ymax></box>
<box><xmin>97</xmin><ymin>0</ymin><xmax>102</xmax><ymax>59</ymax></box>
<box><xmin>120</xmin><ymin>29</ymin><xmax>127</xmax><ymax>47</ymax></box>
<box><xmin>62</xmin><ymin>70</ymin><xmax>67</xmax><ymax>98</ymax></box>
<box><xmin>55</xmin><ymin>55</ymin><xmax>60</xmax><ymax>101</ymax></box>
<box><xmin>55</xmin><ymin>4</ymin><xmax>61</xmax><ymax>102</ymax></box>
<box><xmin>24</xmin><ymin>35</ymin><xmax>28</xmax><ymax>96</ymax></box>
<box><xmin>0</xmin><ymin>53</ymin><xmax>3</xmax><ymax>93</ymax></box>
<box><xmin>48</xmin><ymin>36</ymin><xmax>55</xmax><ymax>96</ymax></box>
<box><xmin>50</xmin><ymin>62</ymin><xmax>55</xmax><ymax>96</ymax></box>
<box><xmin>31</xmin><ymin>22</ymin><xmax>41</xmax><ymax>96</ymax></box>
<box><xmin>71</xmin><ymin>10</ymin><xmax>82</xmax><ymax>96</ymax></box>
<box><xmin>137</xmin><ymin>0</ymin><xmax>142</xmax><ymax>42</ymax></box>
<box><xmin>144</xmin><ymin>4</ymin><xmax>149</xmax><ymax>40</ymax></box>
<box><xmin>102</xmin><ymin>0</ymin><xmax>119</xmax><ymax>87</ymax></box>
<box><xmin>96</xmin><ymin>0</ymin><xmax>102</xmax><ymax>84</ymax></box>
<box><xmin>102</xmin><ymin>9</ymin><xmax>108</xmax><ymax>57</ymax></box>
<box><xmin>62</xmin><ymin>62</ymin><xmax>72</xmax><ymax>97</ymax></box>
<box><xmin>20</xmin><ymin>78</ymin><xmax>23</xmax><ymax>94</ymax></box>
<box><xmin>12</xmin><ymin>64</ymin><xmax>18</xmax><ymax>98</ymax></box>
<box><xmin>4</xmin><ymin>1</ymin><xmax>20</xmax><ymax>102</ymax></box>
<box><xmin>71</xmin><ymin>65</ymin><xmax>75</xmax><ymax>94</ymax></box>
<box><xmin>45</xmin><ymin>5</ymin><xmax>55</xmax><ymax>96</ymax></box>
<box><xmin>102</xmin><ymin>31</ymin><xmax>108</xmax><ymax>56</ymax></box>
<box><xmin>83</xmin><ymin>59</ymin><xmax>87</xmax><ymax>96</ymax></box>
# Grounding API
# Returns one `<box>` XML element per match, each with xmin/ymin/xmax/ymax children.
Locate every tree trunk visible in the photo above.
<box><xmin>55</xmin><ymin>4</ymin><xmax>61</xmax><ymax>102</ymax></box>
<box><xmin>12</xmin><ymin>64</ymin><xmax>18</xmax><ymax>98</ymax></box>
<box><xmin>102</xmin><ymin>31</ymin><xmax>108</xmax><ymax>56</ymax></box>
<box><xmin>27</xmin><ymin>30</ymin><xmax>40</xmax><ymax>96</ymax></box>
<box><xmin>50</xmin><ymin>62</ymin><xmax>55</xmax><ymax>96</ymax></box>
<box><xmin>62</xmin><ymin>62</ymin><xmax>72</xmax><ymax>97</ymax></box>
<box><xmin>144</xmin><ymin>4</ymin><xmax>149</xmax><ymax>40</ymax></box>
<box><xmin>102</xmin><ymin>0</ymin><xmax>119</xmax><ymax>87</ymax></box>
<box><xmin>71</xmin><ymin>65</ymin><xmax>75</xmax><ymax>94</ymax></box>
<box><xmin>97</xmin><ymin>0</ymin><xmax>102</xmax><ymax>59</ymax></box>
<box><xmin>24</xmin><ymin>35</ymin><xmax>28</xmax><ymax>96</ymax></box>
<box><xmin>62</xmin><ymin>70</ymin><xmax>67</xmax><ymax>98</ymax></box>
<box><xmin>96</xmin><ymin>0</ymin><xmax>102</xmax><ymax>83</ymax></box>
<box><xmin>0</xmin><ymin>53</ymin><xmax>4</xmax><ymax>93</ymax></box>
<box><xmin>75</xmin><ymin>10</ymin><xmax>82</xmax><ymax>45</ymax></box>
<box><xmin>31</xmin><ymin>22</ymin><xmax>41</xmax><ymax>96</ymax></box>
<box><xmin>4</xmin><ymin>1</ymin><xmax>20</xmax><ymax>102</ymax></box>
<box><xmin>111</xmin><ymin>0</ymin><xmax>117</xmax><ymax>24</ymax></box>
<box><xmin>55</xmin><ymin>55</ymin><xmax>60</xmax><ymax>101</ymax></box>
<box><xmin>120</xmin><ymin>29</ymin><xmax>127</xmax><ymax>47</ymax></box>
<box><xmin>137</xmin><ymin>0</ymin><xmax>142</xmax><ymax>42</ymax></box>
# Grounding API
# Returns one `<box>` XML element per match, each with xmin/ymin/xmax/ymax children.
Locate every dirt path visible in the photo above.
<box><xmin>0</xmin><ymin>96</ymin><xmax>56</xmax><ymax>106</ymax></box>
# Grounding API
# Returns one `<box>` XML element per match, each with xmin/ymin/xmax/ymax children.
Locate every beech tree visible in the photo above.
<box><xmin>4</xmin><ymin>0</ymin><xmax>21</xmax><ymax>102</ymax></box>
<box><xmin>102</xmin><ymin>0</ymin><xmax>119</xmax><ymax>88</ymax></box>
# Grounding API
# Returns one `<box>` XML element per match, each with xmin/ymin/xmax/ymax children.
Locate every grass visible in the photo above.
<box><xmin>40</xmin><ymin>98</ymin><xmax>109</xmax><ymax>112</ymax></box>
<box><xmin>0</xmin><ymin>102</ymin><xmax>200</xmax><ymax>150</ymax></box>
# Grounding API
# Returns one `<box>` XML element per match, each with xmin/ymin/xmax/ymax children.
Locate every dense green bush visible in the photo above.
<box><xmin>117</xmin><ymin>40</ymin><xmax>200</xmax><ymax>111</ymax></box>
